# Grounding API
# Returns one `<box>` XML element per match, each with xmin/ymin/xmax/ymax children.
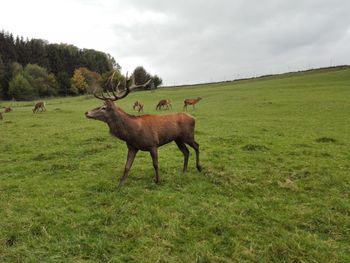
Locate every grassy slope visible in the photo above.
<box><xmin>0</xmin><ymin>67</ymin><xmax>349</xmax><ymax>262</ymax></box>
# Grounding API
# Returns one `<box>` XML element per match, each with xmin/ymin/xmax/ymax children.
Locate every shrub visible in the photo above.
<box><xmin>8</xmin><ymin>72</ymin><xmax>36</xmax><ymax>100</ymax></box>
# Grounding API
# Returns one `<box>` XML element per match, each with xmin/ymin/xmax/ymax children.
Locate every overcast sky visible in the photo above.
<box><xmin>1</xmin><ymin>0</ymin><xmax>350</xmax><ymax>85</ymax></box>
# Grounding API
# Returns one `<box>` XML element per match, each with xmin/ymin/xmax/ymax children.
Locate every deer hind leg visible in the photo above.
<box><xmin>150</xmin><ymin>148</ymin><xmax>160</xmax><ymax>184</ymax></box>
<box><xmin>175</xmin><ymin>140</ymin><xmax>189</xmax><ymax>173</ymax></box>
<box><xmin>186</xmin><ymin>140</ymin><xmax>202</xmax><ymax>172</ymax></box>
<box><xmin>118</xmin><ymin>147</ymin><xmax>138</xmax><ymax>187</ymax></box>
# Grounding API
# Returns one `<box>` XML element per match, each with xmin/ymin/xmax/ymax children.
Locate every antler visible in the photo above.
<box><xmin>94</xmin><ymin>71</ymin><xmax>152</xmax><ymax>101</ymax></box>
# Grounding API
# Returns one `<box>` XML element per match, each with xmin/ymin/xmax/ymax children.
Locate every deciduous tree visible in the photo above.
<box><xmin>8</xmin><ymin>72</ymin><xmax>36</xmax><ymax>100</ymax></box>
<box><xmin>71</xmin><ymin>69</ymin><xmax>88</xmax><ymax>95</ymax></box>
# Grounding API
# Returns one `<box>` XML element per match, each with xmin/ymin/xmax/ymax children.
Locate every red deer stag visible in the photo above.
<box><xmin>133</xmin><ymin>100</ymin><xmax>144</xmax><ymax>113</ymax></box>
<box><xmin>156</xmin><ymin>99</ymin><xmax>172</xmax><ymax>110</ymax></box>
<box><xmin>33</xmin><ymin>101</ymin><xmax>46</xmax><ymax>113</ymax></box>
<box><xmin>85</xmin><ymin>73</ymin><xmax>202</xmax><ymax>187</ymax></box>
<box><xmin>4</xmin><ymin>106</ymin><xmax>12</xmax><ymax>113</ymax></box>
<box><xmin>183</xmin><ymin>97</ymin><xmax>202</xmax><ymax>111</ymax></box>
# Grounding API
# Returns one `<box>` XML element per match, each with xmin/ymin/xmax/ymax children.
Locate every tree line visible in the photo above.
<box><xmin>0</xmin><ymin>30</ymin><xmax>162</xmax><ymax>100</ymax></box>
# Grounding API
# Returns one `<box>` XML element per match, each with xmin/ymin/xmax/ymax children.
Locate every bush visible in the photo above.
<box><xmin>8</xmin><ymin>72</ymin><xmax>36</xmax><ymax>100</ymax></box>
<box><xmin>24</xmin><ymin>64</ymin><xmax>59</xmax><ymax>97</ymax></box>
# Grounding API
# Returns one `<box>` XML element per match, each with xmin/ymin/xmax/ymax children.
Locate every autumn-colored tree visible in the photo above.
<box><xmin>78</xmin><ymin>67</ymin><xmax>101</xmax><ymax>94</ymax></box>
<box><xmin>71</xmin><ymin>69</ymin><xmax>88</xmax><ymax>95</ymax></box>
<box><xmin>70</xmin><ymin>67</ymin><xmax>101</xmax><ymax>95</ymax></box>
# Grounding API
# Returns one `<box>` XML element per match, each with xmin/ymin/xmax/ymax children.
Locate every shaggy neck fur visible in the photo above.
<box><xmin>105</xmin><ymin>106</ymin><xmax>137</xmax><ymax>142</ymax></box>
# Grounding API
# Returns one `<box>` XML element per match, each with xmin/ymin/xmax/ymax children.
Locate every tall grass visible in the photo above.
<box><xmin>1</xmin><ymin>67</ymin><xmax>349</xmax><ymax>262</ymax></box>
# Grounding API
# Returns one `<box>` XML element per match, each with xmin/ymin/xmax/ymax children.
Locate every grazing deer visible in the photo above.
<box><xmin>4</xmin><ymin>106</ymin><xmax>12</xmax><ymax>113</ymax></box>
<box><xmin>133</xmin><ymin>100</ymin><xmax>144</xmax><ymax>113</ymax></box>
<box><xmin>183</xmin><ymin>97</ymin><xmax>202</xmax><ymax>111</ymax></box>
<box><xmin>33</xmin><ymin>101</ymin><xmax>46</xmax><ymax>113</ymax></box>
<box><xmin>85</xmin><ymin>73</ymin><xmax>202</xmax><ymax>187</ymax></box>
<box><xmin>156</xmin><ymin>99</ymin><xmax>172</xmax><ymax>110</ymax></box>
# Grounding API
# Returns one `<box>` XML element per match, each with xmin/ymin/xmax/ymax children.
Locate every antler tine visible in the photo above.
<box><xmin>93</xmin><ymin>70</ymin><xmax>151</xmax><ymax>101</ymax></box>
<box><xmin>93</xmin><ymin>86</ymin><xmax>107</xmax><ymax>100</ymax></box>
<box><xmin>105</xmin><ymin>71</ymin><xmax>128</xmax><ymax>100</ymax></box>
<box><xmin>102</xmin><ymin>71</ymin><xmax>116</xmax><ymax>101</ymax></box>
<box><xmin>105</xmin><ymin>75</ymin><xmax>112</xmax><ymax>98</ymax></box>
<box><xmin>92</xmin><ymin>71</ymin><xmax>117</xmax><ymax>101</ymax></box>
<box><xmin>129</xmin><ymin>74</ymin><xmax>152</xmax><ymax>91</ymax></box>
<box><xmin>94</xmin><ymin>70</ymin><xmax>125</xmax><ymax>101</ymax></box>
<box><xmin>105</xmin><ymin>70</ymin><xmax>130</xmax><ymax>101</ymax></box>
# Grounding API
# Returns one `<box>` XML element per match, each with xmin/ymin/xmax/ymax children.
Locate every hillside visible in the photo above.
<box><xmin>0</xmin><ymin>67</ymin><xmax>349</xmax><ymax>262</ymax></box>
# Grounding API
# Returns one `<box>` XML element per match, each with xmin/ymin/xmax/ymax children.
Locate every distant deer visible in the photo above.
<box><xmin>85</xmin><ymin>72</ymin><xmax>202</xmax><ymax>187</ymax></box>
<box><xmin>4</xmin><ymin>106</ymin><xmax>12</xmax><ymax>113</ymax></box>
<box><xmin>133</xmin><ymin>100</ymin><xmax>144</xmax><ymax>113</ymax></box>
<box><xmin>33</xmin><ymin>101</ymin><xmax>46</xmax><ymax>113</ymax></box>
<box><xmin>183</xmin><ymin>97</ymin><xmax>202</xmax><ymax>111</ymax></box>
<box><xmin>156</xmin><ymin>99</ymin><xmax>172</xmax><ymax>110</ymax></box>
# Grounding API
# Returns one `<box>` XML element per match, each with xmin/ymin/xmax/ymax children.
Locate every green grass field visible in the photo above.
<box><xmin>1</xmin><ymin>67</ymin><xmax>349</xmax><ymax>262</ymax></box>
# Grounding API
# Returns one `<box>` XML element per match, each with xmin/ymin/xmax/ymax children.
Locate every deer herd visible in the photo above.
<box><xmin>0</xmin><ymin>102</ymin><xmax>46</xmax><ymax>121</ymax></box>
<box><xmin>2</xmin><ymin>70</ymin><xmax>203</xmax><ymax>188</ymax></box>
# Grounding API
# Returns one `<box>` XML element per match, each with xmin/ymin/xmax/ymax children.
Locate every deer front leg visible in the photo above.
<box><xmin>149</xmin><ymin>148</ymin><xmax>160</xmax><ymax>183</ymax></box>
<box><xmin>118</xmin><ymin>147</ymin><xmax>138</xmax><ymax>187</ymax></box>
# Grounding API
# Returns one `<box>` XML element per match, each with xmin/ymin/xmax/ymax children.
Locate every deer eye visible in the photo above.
<box><xmin>101</xmin><ymin>106</ymin><xmax>107</xmax><ymax>110</ymax></box>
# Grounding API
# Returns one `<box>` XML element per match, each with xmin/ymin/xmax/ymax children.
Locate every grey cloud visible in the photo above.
<box><xmin>107</xmin><ymin>0</ymin><xmax>350</xmax><ymax>84</ymax></box>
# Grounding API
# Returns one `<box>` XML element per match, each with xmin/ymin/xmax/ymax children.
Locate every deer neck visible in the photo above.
<box><xmin>106</xmin><ymin>107</ymin><xmax>136</xmax><ymax>141</ymax></box>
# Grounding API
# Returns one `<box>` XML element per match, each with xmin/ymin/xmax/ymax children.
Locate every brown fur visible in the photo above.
<box><xmin>33</xmin><ymin>101</ymin><xmax>46</xmax><ymax>113</ymax></box>
<box><xmin>133</xmin><ymin>100</ymin><xmax>144</xmax><ymax>113</ymax></box>
<box><xmin>183</xmin><ymin>97</ymin><xmax>202</xmax><ymax>111</ymax></box>
<box><xmin>86</xmin><ymin>99</ymin><xmax>202</xmax><ymax>187</ymax></box>
<box><xmin>4</xmin><ymin>107</ymin><xmax>12</xmax><ymax>113</ymax></box>
<box><xmin>156</xmin><ymin>99</ymin><xmax>172</xmax><ymax>110</ymax></box>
